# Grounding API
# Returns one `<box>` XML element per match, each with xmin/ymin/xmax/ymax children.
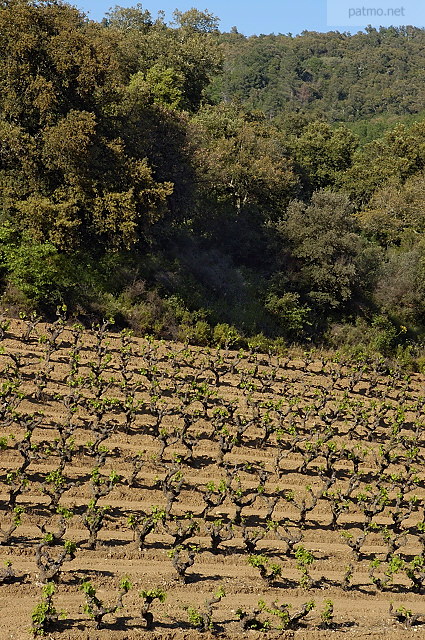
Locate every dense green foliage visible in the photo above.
<box><xmin>209</xmin><ymin>27</ymin><xmax>425</xmax><ymax>124</ymax></box>
<box><xmin>0</xmin><ymin>1</ymin><xmax>424</xmax><ymax>353</ymax></box>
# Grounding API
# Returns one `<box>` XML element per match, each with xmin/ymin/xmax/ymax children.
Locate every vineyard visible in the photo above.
<box><xmin>1</xmin><ymin>311</ymin><xmax>425</xmax><ymax>639</ymax></box>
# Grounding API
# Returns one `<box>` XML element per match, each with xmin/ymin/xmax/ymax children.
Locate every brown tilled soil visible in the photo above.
<box><xmin>0</xmin><ymin>318</ymin><xmax>424</xmax><ymax>640</ymax></box>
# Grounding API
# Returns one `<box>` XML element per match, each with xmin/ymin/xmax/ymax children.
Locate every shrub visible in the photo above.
<box><xmin>265</xmin><ymin>292</ymin><xmax>311</xmax><ymax>339</ymax></box>
<box><xmin>31</xmin><ymin>583</ymin><xmax>60</xmax><ymax>636</ymax></box>
<box><xmin>247</xmin><ymin>333</ymin><xmax>274</xmax><ymax>353</ymax></box>
<box><xmin>213</xmin><ymin>323</ymin><xmax>242</xmax><ymax>349</ymax></box>
<box><xmin>248</xmin><ymin>554</ymin><xmax>282</xmax><ymax>586</ymax></box>
<box><xmin>191</xmin><ymin>320</ymin><xmax>213</xmax><ymax>346</ymax></box>
<box><xmin>370</xmin><ymin>314</ymin><xmax>399</xmax><ymax>356</ymax></box>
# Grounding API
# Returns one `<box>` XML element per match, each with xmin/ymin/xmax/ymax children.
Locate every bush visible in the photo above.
<box><xmin>213</xmin><ymin>323</ymin><xmax>243</xmax><ymax>349</ymax></box>
<box><xmin>247</xmin><ymin>333</ymin><xmax>273</xmax><ymax>353</ymax></box>
<box><xmin>265</xmin><ymin>292</ymin><xmax>311</xmax><ymax>339</ymax></box>
<box><xmin>179</xmin><ymin>320</ymin><xmax>212</xmax><ymax>346</ymax></box>
<box><xmin>0</xmin><ymin>235</ymin><xmax>62</xmax><ymax>306</ymax></box>
<box><xmin>394</xmin><ymin>344</ymin><xmax>418</xmax><ymax>372</ymax></box>
<box><xmin>370</xmin><ymin>315</ymin><xmax>398</xmax><ymax>356</ymax></box>
<box><xmin>327</xmin><ymin>319</ymin><xmax>370</xmax><ymax>351</ymax></box>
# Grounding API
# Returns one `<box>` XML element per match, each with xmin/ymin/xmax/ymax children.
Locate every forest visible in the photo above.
<box><xmin>1</xmin><ymin>1</ymin><xmax>425</xmax><ymax>360</ymax></box>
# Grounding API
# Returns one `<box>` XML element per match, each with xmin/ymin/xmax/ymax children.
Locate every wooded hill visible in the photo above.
<box><xmin>0</xmin><ymin>1</ymin><xmax>424</xmax><ymax>359</ymax></box>
<box><xmin>209</xmin><ymin>27</ymin><xmax>425</xmax><ymax>123</ymax></box>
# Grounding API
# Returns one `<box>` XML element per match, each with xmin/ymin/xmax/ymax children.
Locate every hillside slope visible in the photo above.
<box><xmin>0</xmin><ymin>318</ymin><xmax>425</xmax><ymax>637</ymax></box>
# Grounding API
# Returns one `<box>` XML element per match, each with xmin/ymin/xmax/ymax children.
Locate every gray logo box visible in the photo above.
<box><xmin>327</xmin><ymin>1</ymin><xmax>425</xmax><ymax>27</ymax></box>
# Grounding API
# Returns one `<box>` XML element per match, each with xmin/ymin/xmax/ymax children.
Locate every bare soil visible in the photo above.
<box><xmin>0</xmin><ymin>318</ymin><xmax>424</xmax><ymax>640</ymax></box>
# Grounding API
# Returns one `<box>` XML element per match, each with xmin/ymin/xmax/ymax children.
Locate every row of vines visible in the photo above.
<box><xmin>1</xmin><ymin>310</ymin><xmax>425</xmax><ymax>636</ymax></box>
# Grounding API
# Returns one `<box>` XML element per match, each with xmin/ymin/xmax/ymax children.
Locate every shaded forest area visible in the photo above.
<box><xmin>1</xmin><ymin>1</ymin><xmax>425</xmax><ymax>359</ymax></box>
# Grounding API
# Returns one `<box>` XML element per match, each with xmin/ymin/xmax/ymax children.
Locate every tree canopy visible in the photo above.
<box><xmin>1</xmin><ymin>1</ymin><xmax>425</xmax><ymax>354</ymax></box>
